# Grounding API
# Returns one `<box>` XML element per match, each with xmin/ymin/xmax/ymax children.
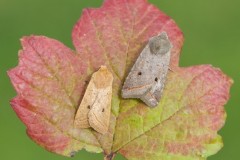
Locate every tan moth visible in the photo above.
<box><xmin>74</xmin><ymin>66</ymin><xmax>113</xmax><ymax>134</ymax></box>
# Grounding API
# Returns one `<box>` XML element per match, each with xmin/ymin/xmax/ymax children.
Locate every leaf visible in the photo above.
<box><xmin>117</xmin><ymin>66</ymin><xmax>231</xmax><ymax>159</ymax></box>
<box><xmin>9</xmin><ymin>36</ymin><xmax>102</xmax><ymax>155</ymax></box>
<box><xmin>8</xmin><ymin>0</ymin><xmax>232</xmax><ymax>159</ymax></box>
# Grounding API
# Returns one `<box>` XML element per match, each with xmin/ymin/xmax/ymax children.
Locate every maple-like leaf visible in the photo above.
<box><xmin>8</xmin><ymin>0</ymin><xmax>232</xmax><ymax>160</ymax></box>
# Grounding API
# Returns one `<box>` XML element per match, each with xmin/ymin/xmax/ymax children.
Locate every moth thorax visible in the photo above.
<box><xmin>149</xmin><ymin>32</ymin><xmax>172</xmax><ymax>55</ymax></box>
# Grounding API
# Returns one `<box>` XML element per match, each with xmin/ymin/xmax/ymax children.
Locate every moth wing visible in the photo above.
<box><xmin>88</xmin><ymin>66</ymin><xmax>113</xmax><ymax>134</ymax></box>
<box><xmin>88</xmin><ymin>86</ymin><xmax>112</xmax><ymax>134</ymax></box>
<box><xmin>140</xmin><ymin>51</ymin><xmax>170</xmax><ymax>107</ymax></box>
<box><xmin>140</xmin><ymin>32</ymin><xmax>172</xmax><ymax>107</ymax></box>
<box><xmin>122</xmin><ymin>44</ymin><xmax>153</xmax><ymax>99</ymax></box>
<box><xmin>74</xmin><ymin>71</ymin><xmax>98</xmax><ymax>129</ymax></box>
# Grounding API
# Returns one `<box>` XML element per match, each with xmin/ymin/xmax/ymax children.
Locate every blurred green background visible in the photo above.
<box><xmin>0</xmin><ymin>0</ymin><xmax>239</xmax><ymax>159</ymax></box>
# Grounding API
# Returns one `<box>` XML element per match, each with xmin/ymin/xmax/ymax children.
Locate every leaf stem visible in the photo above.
<box><xmin>104</xmin><ymin>153</ymin><xmax>116</xmax><ymax>160</ymax></box>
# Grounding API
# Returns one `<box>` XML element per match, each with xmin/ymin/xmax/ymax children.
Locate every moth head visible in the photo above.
<box><xmin>149</xmin><ymin>32</ymin><xmax>172</xmax><ymax>55</ymax></box>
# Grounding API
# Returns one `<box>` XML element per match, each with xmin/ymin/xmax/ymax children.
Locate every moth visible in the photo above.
<box><xmin>122</xmin><ymin>32</ymin><xmax>172</xmax><ymax>107</ymax></box>
<box><xmin>74</xmin><ymin>66</ymin><xmax>113</xmax><ymax>134</ymax></box>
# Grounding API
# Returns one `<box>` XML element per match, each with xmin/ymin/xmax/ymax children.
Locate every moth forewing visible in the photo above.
<box><xmin>88</xmin><ymin>86</ymin><xmax>112</xmax><ymax>134</ymax></box>
<box><xmin>74</xmin><ymin>66</ymin><xmax>113</xmax><ymax>134</ymax></box>
<box><xmin>74</xmin><ymin>79</ymin><xmax>97</xmax><ymax>129</ymax></box>
<box><xmin>122</xmin><ymin>32</ymin><xmax>172</xmax><ymax>108</ymax></box>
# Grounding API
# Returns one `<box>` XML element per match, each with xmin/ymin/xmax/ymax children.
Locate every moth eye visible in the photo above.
<box><xmin>138</xmin><ymin>72</ymin><xmax>142</xmax><ymax>76</ymax></box>
<box><xmin>87</xmin><ymin>105</ymin><xmax>91</xmax><ymax>109</ymax></box>
<box><xmin>155</xmin><ymin>77</ymin><xmax>158</xmax><ymax>82</ymax></box>
<box><xmin>102</xmin><ymin>108</ymin><xmax>105</xmax><ymax>112</ymax></box>
<box><xmin>85</xmin><ymin>81</ymin><xmax>88</xmax><ymax>84</ymax></box>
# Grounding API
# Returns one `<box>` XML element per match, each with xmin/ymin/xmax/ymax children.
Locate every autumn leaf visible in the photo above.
<box><xmin>8</xmin><ymin>0</ymin><xmax>232</xmax><ymax>160</ymax></box>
